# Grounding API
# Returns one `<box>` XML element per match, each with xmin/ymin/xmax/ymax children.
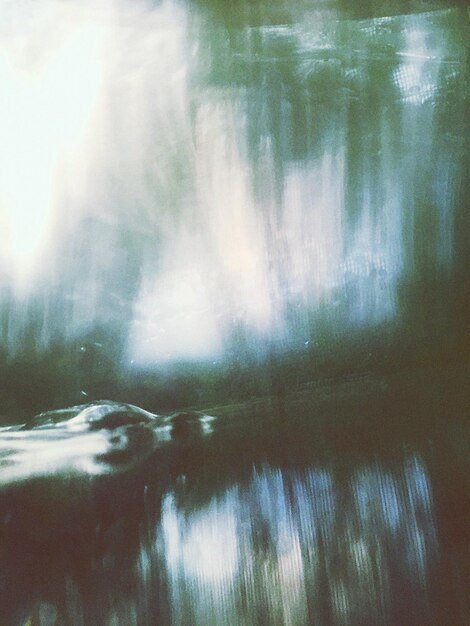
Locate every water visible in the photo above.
<box><xmin>161</xmin><ymin>459</ymin><xmax>436</xmax><ymax>626</ymax></box>
<box><xmin>0</xmin><ymin>390</ymin><xmax>469</xmax><ymax>625</ymax></box>
<box><xmin>0</xmin><ymin>401</ymin><xmax>217</xmax><ymax>484</ymax></box>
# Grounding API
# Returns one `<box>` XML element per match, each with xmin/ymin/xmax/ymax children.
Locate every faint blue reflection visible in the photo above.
<box><xmin>158</xmin><ymin>455</ymin><xmax>437</xmax><ymax>625</ymax></box>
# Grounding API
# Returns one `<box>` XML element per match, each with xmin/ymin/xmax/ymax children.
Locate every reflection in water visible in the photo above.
<box><xmin>0</xmin><ymin>2</ymin><xmax>468</xmax><ymax>623</ymax></box>
<box><xmin>161</xmin><ymin>458</ymin><xmax>437</xmax><ymax>626</ymax></box>
<box><xmin>1</xmin><ymin>430</ymin><xmax>440</xmax><ymax>626</ymax></box>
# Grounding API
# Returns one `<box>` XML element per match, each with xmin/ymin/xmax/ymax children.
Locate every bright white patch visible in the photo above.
<box><xmin>162</xmin><ymin>491</ymin><xmax>239</xmax><ymax>583</ymax></box>
<box><xmin>129</xmin><ymin>263</ymin><xmax>223</xmax><ymax>363</ymax></box>
<box><xmin>0</xmin><ymin>429</ymin><xmax>110</xmax><ymax>484</ymax></box>
<box><xmin>0</xmin><ymin>7</ymin><xmax>104</xmax><ymax>284</ymax></box>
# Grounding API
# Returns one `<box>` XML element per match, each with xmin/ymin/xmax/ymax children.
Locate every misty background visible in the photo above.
<box><xmin>0</xmin><ymin>0</ymin><xmax>468</xmax><ymax>419</ymax></box>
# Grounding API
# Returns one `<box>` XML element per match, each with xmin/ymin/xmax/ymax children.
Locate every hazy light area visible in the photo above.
<box><xmin>0</xmin><ymin>1</ymin><xmax>466</xmax><ymax>367</ymax></box>
<box><xmin>0</xmin><ymin>2</ymin><xmax>105</xmax><ymax>286</ymax></box>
